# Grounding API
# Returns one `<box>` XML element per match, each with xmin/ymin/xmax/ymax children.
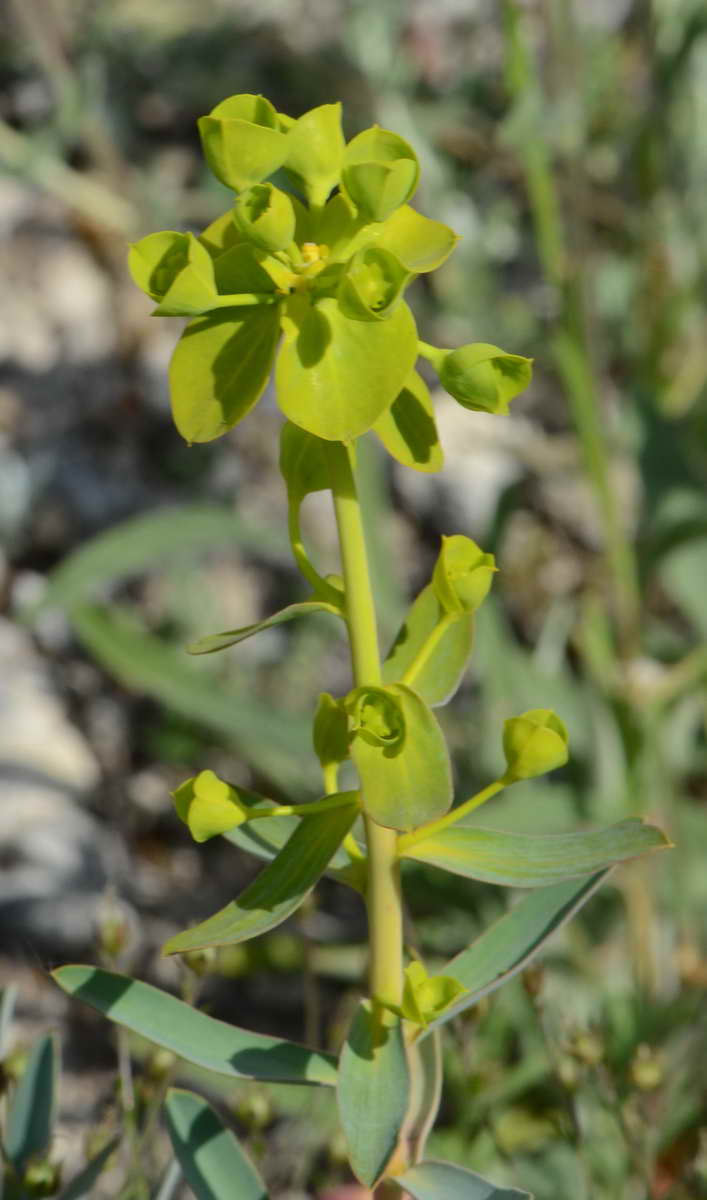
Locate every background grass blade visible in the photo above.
<box><xmin>421</xmin><ymin>873</ymin><xmax>610</xmax><ymax>1035</ymax></box>
<box><xmin>165</xmin><ymin>1088</ymin><xmax>268</xmax><ymax>1200</ymax></box>
<box><xmin>164</xmin><ymin>802</ymin><xmax>358</xmax><ymax>954</ymax></box>
<box><xmin>401</xmin><ymin>819</ymin><xmax>670</xmax><ymax>886</ymax></box>
<box><xmin>393</xmin><ymin>1159</ymin><xmax>532</xmax><ymax>1199</ymax></box>
<box><xmin>60</xmin><ymin>1136</ymin><xmax>120</xmax><ymax>1200</ymax></box>
<box><xmin>337</xmin><ymin>1004</ymin><xmax>410</xmax><ymax>1188</ymax></box>
<box><xmin>53</xmin><ymin>967</ymin><xmax>337</xmax><ymax>1086</ymax></box>
<box><xmin>6</xmin><ymin>1032</ymin><xmax>58</xmax><ymax>1172</ymax></box>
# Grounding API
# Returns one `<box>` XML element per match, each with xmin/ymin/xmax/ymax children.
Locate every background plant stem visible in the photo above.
<box><xmin>326</xmin><ymin>440</ymin><xmax>403</xmax><ymax>1012</ymax></box>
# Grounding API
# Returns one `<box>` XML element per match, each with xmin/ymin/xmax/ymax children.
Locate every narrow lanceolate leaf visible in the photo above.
<box><xmin>420</xmin><ymin>873</ymin><xmax>610</xmax><ymax>1035</ymax></box>
<box><xmin>60</xmin><ymin>1137</ymin><xmax>120</xmax><ymax>1200</ymax></box>
<box><xmin>165</xmin><ymin>1089</ymin><xmax>267</xmax><ymax>1200</ymax></box>
<box><xmin>276</xmin><ymin>296</ymin><xmax>418</xmax><ymax>441</ymax></box>
<box><xmin>373</xmin><ymin>370</ymin><xmax>444</xmax><ymax>473</ymax></box>
<box><xmin>187</xmin><ymin>598</ymin><xmax>343</xmax><ymax>654</ymax></box>
<box><xmin>163</xmin><ymin>802</ymin><xmax>358</xmax><ymax>954</ymax></box>
<box><xmin>6</xmin><ymin>1032</ymin><xmax>58</xmax><ymax>1170</ymax></box>
<box><xmin>169</xmin><ymin>305</ymin><xmax>280</xmax><ymax>444</ymax></box>
<box><xmin>400</xmin><ymin>819</ymin><xmax>670</xmax><ymax>887</ymax></box>
<box><xmin>383</xmin><ymin>584</ymin><xmax>473</xmax><ymax>707</ymax></box>
<box><xmin>393</xmin><ymin>1160</ymin><xmax>532</xmax><ymax>1199</ymax></box>
<box><xmin>52</xmin><ymin>967</ymin><xmax>336</xmax><ymax>1087</ymax></box>
<box><xmin>0</xmin><ymin>984</ymin><xmax>17</xmax><ymax>1056</ymax></box>
<box><xmin>224</xmin><ymin>804</ymin><xmax>366</xmax><ymax>893</ymax></box>
<box><xmin>338</xmin><ymin>1005</ymin><xmax>411</xmax><ymax>1188</ymax></box>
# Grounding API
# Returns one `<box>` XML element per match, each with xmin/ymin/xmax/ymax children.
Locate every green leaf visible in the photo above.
<box><xmin>52</xmin><ymin>966</ymin><xmax>337</xmax><ymax>1086</ymax></box>
<box><xmin>393</xmin><ymin>1160</ymin><xmax>532</xmax><ymax>1199</ymax></box>
<box><xmin>337</xmin><ymin>1005</ymin><xmax>410</xmax><ymax>1188</ymax></box>
<box><xmin>163</xmin><ymin>801</ymin><xmax>358</xmax><ymax>953</ymax></box>
<box><xmin>374</xmin><ymin>205</ymin><xmax>459</xmax><ymax>272</ymax></box>
<box><xmin>165</xmin><ymin>1088</ymin><xmax>268</xmax><ymax>1200</ymax></box>
<box><xmin>383</xmin><ymin>584</ymin><xmax>473</xmax><ymax>706</ymax></box>
<box><xmin>60</xmin><ymin>1137</ymin><xmax>120</xmax><ymax>1200</ymax></box>
<box><xmin>279</xmin><ymin>419</ymin><xmax>330</xmax><ymax>504</ymax></box>
<box><xmin>347</xmin><ymin>683</ymin><xmax>452</xmax><ymax>830</ymax></box>
<box><xmin>154</xmin><ymin>1160</ymin><xmax>182</xmax><ymax>1200</ymax></box>
<box><xmin>401</xmin><ymin>819</ymin><xmax>670</xmax><ymax>887</ymax></box>
<box><xmin>67</xmin><ymin>605</ymin><xmax>315</xmax><ymax>793</ymax></box>
<box><xmin>342</xmin><ymin>126</ymin><xmax>420</xmax><ymax>222</ymax></box>
<box><xmin>212</xmin><ymin>242</ymin><xmax>279</xmax><ymax>295</ymax></box>
<box><xmin>6</xmin><ymin>1033</ymin><xmax>58</xmax><ymax>1170</ymax></box>
<box><xmin>422</xmin><ymin>873</ymin><xmax>610</xmax><ymax>1033</ymax></box>
<box><xmin>222</xmin><ymin>801</ymin><xmax>365</xmax><ymax>893</ymax></box>
<box><xmin>198</xmin><ymin>210</ymin><xmax>242</xmax><ymax>257</ymax></box>
<box><xmin>315</xmin><ymin>193</ymin><xmax>371</xmax><ymax>261</ymax></box>
<box><xmin>198</xmin><ymin>94</ymin><xmax>288</xmax><ymax>191</ymax></box>
<box><xmin>0</xmin><ymin>984</ymin><xmax>17</xmax><ymax>1057</ymax></box>
<box><xmin>373</xmin><ymin>370</ymin><xmax>444</xmax><ymax>474</ymax></box>
<box><xmin>406</xmin><ymin>1030</ymin><xmax>443</xmax><ymax>1164</ymax></box>
<box><xmin>169</xmin><ymin>305</ymin><xmax>281</xmax><ymax>444</ymax></box>
<box><xmin>276</xmin><ymin>296</ymin><xmax>418</xmax><ymax>441</ymax></box>
<box><xmin>282</xmin><ymin>102</ymin><xmax>345</xmax><ymax>205</ymax></box>
<box><xmin>187</xmin><ymin>598</ymin><xmax>343</xmax><ymax>655</ymax></box>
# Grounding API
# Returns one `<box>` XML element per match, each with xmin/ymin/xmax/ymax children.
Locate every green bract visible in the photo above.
<box><xmin>198</xmin><ymin>93</ymin><xmax>288</xmax><ymax>191</ymax></box>
<box><xmin>502</xmin><ymin>708</ymin><xmax>570</xmax><ymax>781</ymax></box>
<box><xmin>424</xmin><ymin>342</ymin><xmax>533</xmax><ymax>414</ymax></box>
<box><xmin>233</xmin><ymin>183</ymin><xmax>296</xmax><ymax>253</ymax></box>
<box><xmin>281</xmin><ymin>102</ymin><xmax>345</xmax><ymax>206</ymax></box>
<box><xmin>432</xmin><ymin>534</ymin><xmax>497</xmax><ymax>614</ymax></box>
<box><xmin>128</xmin><ymin>231</ymin><xmax>219</xmax><ymax>316</ymax></box>
<box><xmin>341</xmin><ymin>126</ymin><xmax>420</xmax><ymax>222</ymax></box>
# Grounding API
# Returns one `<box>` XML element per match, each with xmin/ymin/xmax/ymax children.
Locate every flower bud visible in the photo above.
<box><xmin>430</xmin><ymin>342</ymin><xmax>532</xmax><ymax>414</ymax></box>
<box><xmin>432</xmin><ymin>534</ymin><xmax>497</xmax><ymax>615</ymax></box>
<box><xmin>233</xmin><ymin>183</ymin><xmax>296</xmax><ymax>253</ymax></box>
<box><xmin>198</xmin><ymin>93</ymin><xmax>288</xmax><ymax>192</ymax></box>
<box><xmin>338</xmin><ymin>246</ymin><xmax>410</xmax><ymax>321</ymax></box>
<box><xmin>172</xmin><ymin>770</ymin><xmax>255</xmax><ymax>843</ymax></box>
<box><xmin>342</xmin><ymin>127</ymin><xmax>419</xmax><ymax>222</ymax></box>
<box><xmin>182</xmin><ymin>946</ymin><xmax>217</xmax><ymax>978</ymax></box>
<box><xmin>502</xmin><ymin>709</ymin><xmax>569</xmax><ymax>781</ymax></box>
<box><xmin>128</xmin><ymin>231</ymin><xmax>218</xmax><ymax>316</ymax></box>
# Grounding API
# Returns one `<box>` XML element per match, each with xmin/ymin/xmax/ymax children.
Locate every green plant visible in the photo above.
<box><xmin>54</xmin><ymin>95</ymin><xmax>670</xmax><ymax>1199</ymax></box>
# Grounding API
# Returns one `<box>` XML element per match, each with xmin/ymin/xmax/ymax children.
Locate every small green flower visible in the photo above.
<box><xmin>172</xmin><ymin>769</ymin><xmax>252</xmax><ymax>843</ymax></box>
<box><xmin>198</xmin><ymin>93</ymin><xmax>288</xmax><ymax>191</ymax></box>
<box><xmin>341</xmin><ymin>126</ymin><xmax>420</xmax><ymax>222</ymax></box>
<box><xmin>502</xmin><ymin>709</ymin><xmax>569</xmax><ymax>781</ymax></box>
<box><xmin>424</xmin><ymin>342</ymin><xmax>532</xmax><ymax>414</ymax></box>
<box><xmin>233</xmin><ymin>183</ymin><xmax>296</xmax><ymax>253</ymax></box>
<box><xmin>432</xmin><ymin>534</ymin><xmax>497</xmax><ymax>615</ymax></box>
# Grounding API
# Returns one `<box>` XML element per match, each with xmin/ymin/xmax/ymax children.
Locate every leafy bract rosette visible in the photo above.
<box><xmin>128</xmin><ymin>96</ymin><xmax>476</xmax><ymax>461</ymax></box>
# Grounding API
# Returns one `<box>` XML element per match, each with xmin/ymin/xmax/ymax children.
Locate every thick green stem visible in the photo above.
<box><xmin>326</xmin><ymin>440</ymin><xmax>403</xmax><ymax>1010</ymax></box>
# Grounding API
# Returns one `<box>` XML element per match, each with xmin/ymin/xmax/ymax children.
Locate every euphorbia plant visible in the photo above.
<box><xmin>54</xmin><ymin>96</ymin><xmax>669</xmax><ymax>1199</ymax></box>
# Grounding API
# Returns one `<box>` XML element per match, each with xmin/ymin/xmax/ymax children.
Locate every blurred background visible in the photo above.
<box><xmin>1</xmin><ymin>0</ymin><xmax>706</xmax><ymax>1196</ymax></box>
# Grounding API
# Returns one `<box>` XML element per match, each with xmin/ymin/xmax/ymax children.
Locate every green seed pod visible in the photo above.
<box><xmin>128</xmin><ymin>231</ymin><xmax>218</xmax><ymax>316</ymax></box>
<box><xmin>233</xmin><ymin>183</ymin><xmax>296</xmax><ymax>253</ymax></box>
<box><xmin>432</xmin><ymin>534</ymin><xmax>497</xmax><ymax>615</ymax></box>
<box><xmin>342</xmin><ymin>126</ymin><xmax>420</xmax><ymax>222</ymax></box>
<box><xmin>338</xmin><ymin>246</ymin><xmax>410</xmax><ymax>321</ymax></box>
<box><xmin>428</xmin><ymin>342</ymin><xmax>532</xmax><ymax>414</ymax></box>
<box><xmin>502</xmin><ymin>709</ymin><xmax>569</xmax><ymax>782</ymax></box>
<box><xmin>198</xmin><ymin>93</ymin><xmax>288</xmax><ymax>192</ymax></box>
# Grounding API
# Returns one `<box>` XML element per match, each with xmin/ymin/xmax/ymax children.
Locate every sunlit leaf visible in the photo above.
<box><xmin>53</xmin><ymin>966</ymin><xmax>337</xmax><ymax>1086</ymax></box>
<box><xmin>187</xmin><ymin>598</ymin><xmax>343</xmax><ymax>655</ymax></box>
<box><xmin>374</xmin><ymin>205</ymin><xmax>459</xmax><ymax>272</ymax></box>
<box><xmin>163</xmin><ymin>801</ymin><xmax>358</xmax><ymax>953</ymax></box>
<box><xmin>373</xmin><ymin>371</ymin><xmax>444</xmax><ymax>473</ymax></box>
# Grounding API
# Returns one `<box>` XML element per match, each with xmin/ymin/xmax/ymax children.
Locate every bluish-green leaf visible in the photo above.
<box><xmin>421</xmin><ymin>873</ymin><xmax>610</xmax><ymax>1034</ymax></box>
<box><xmin>383</xmin><ymin>584</ymin><xmax>473</xmax><ymax>707</ymax></box>
<box><xmin>276</xmin><ymin>296</ymin><xmax>418</xmax><ymax>441</ymax></box>
<box><xmin>187</xmin><ymin>598</ymin><xmax>343</xmax><ymax>654</ymax></box>
<box><xmin>0</xmin><ymin>984</ymin><xmax>17</xmax><ymax>1057</ymax></box>
<box><xmin>163</xmin><ymin>801</ymin><xmax>358</xmax><ymax>954</ymax></box>
<box><xmin>393</xmin><ymin>1160</ymin><xmax>532</xmax><ymax>1199</ymax></box>
<box><xmin>52</xmin><ymin>967</ymin><xmax>336</xmax><ymax>1086</ymax></box>
<box><xmin>373</xmin><ymin>370</ymin><xmax>444</xmax><ymax>474</ymax></box>
<box><xmin>338</xmin><ymin>1005</ymin><xmax>410</xmax><ymax>1188</ymax></box>
<box><xmin>400</xmin><ymin>819</ymin><xmax>670</xmax><ymax>887</ymax></box>
<box><xmin>60</xmin><ymin>1137</ymin><xmax>120</xmax><ymax>1200</ymax></box>
<box><xmin>165</xmin><ymin>1088</ymin><xmax>267</xmax><ymax>1200</ymax></box>
<box><xmin>6</xmin><ymin>1033</ymin><xmax>58</xmax><ymax>1170</ymax></box>
<box><xmin>406</xmin><ymin>1030</ymin><xmax>443</xmax><ymax>1164</ymax></box>
<box><xmin>169</xmin><ymin>305</ymin><xmax>281</xmax><ymax>444</ymax></box>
